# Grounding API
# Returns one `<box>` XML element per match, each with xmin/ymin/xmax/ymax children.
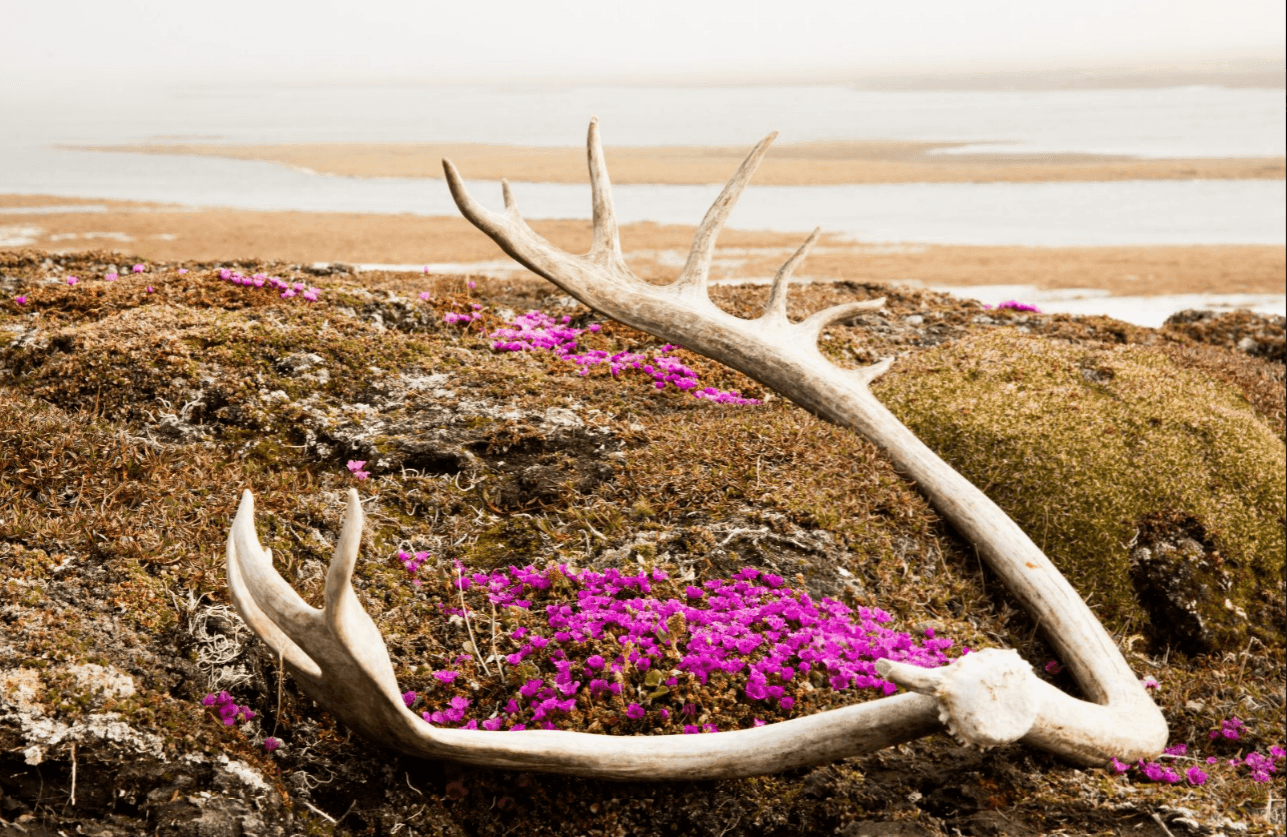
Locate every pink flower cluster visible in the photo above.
<box><xmin>1112</xmin><ymin>751</ymin><xmax>1204</xmax><ymax>786</ymax></box>
<box><xmin>201</xmin><ymin>691</ymin><xmax>255</xmax><ymax>726</ymax></box>
<box><xmin>489</xmin><ymin>310</ymin><xmax>759</xmax><ymax>404</ymax></box>
<box><xmin>1204</xmin><ymin>748</ymin><xmax>1285</xmax><ymax>783</ymax></box>
<box><xmin>217</xmin><ymin>268</ymin><xmax>320</xmax><ymax>301</ymax></box>
<box><xmin>398</xmin><ymin>550</ymin><xmax>429</xmax><ymax>586</ymax></box>
<box><xmin>1243</xmin><ymin>749</ymin><xmax>1282</xmax><ymax>783</ymax></box>
<box><xmin>346</xmin><ymin>460</ymin><xmax>370</xmax><ymax>481</ymax></box>
<box><xmin>1110</xmin><ymin>724</ymin><xmax>1285</xmax><ymax>786</ymax></box>
<box><xmin>1209</xmin><ymin>716</ymin><xmax>1244</xmax><ymax>741</ymax></box>
<box><xmin>443</xmin><ymin>302</ymin><xmax>484</xmax><ymax>325</ymax></box>
<box><xmin>409</xmin><ymin>563</ymin><xmax>959</xmax><ymax>732</ymax></box>
<box><xmin>985</xmin><ymin>300</ymin><xmax>1041</xmax><ymax>313</ymax></box>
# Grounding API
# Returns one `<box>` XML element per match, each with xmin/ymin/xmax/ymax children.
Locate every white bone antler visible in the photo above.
<box><xmin>440</xmin><ymin>120</ymin><xmax>1167</xmax><ymax>766</ymax></box>
<box><xmin>225</xmin><ymin>120</ymin><xmax>1167</xmax><ymax>777</ymax></box>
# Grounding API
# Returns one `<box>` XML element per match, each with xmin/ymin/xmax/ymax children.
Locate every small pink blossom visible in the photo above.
<box><xmin>1141</xmin><ymin>675</ymin><xmax>1160</xmax><ymax>690</ymax></box>
<box><xmin>66</xmin><ymin>276</ymin><xmax>78</xmax><ymax>286</ymax></box>
<box><xmin>105</xmin><ymin>272</ymin><xmax>118</xmax><ymax>281</ymax></box>
<box><xmin>419</xmin><ymin>291</ymin><xmax>432</xmax><ymax>301</ymax></box>
<box><xmin>132</xmin><ymin>264</ymin><xmax>145</xmax><ymax>273</ymax></box>
<box><xmin>14</xmin><ymin>295</ymin><xmax>26</xmax><ymax>305</ymax></box>
<box><xmin>178</xmin><ymin>268</ymin><xmax>188</xmax><ymax>274</ymax></box>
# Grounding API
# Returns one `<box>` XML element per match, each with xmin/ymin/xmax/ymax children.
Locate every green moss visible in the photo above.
<box><xmin>462</xmin><ymin>517</ymin><xmax>547</xmax><ymax>571</ymax></box>
<box><xmin>874</xmin><ymin>329</ymin><xmax>1286</xmax><ymax>651</ymax></box>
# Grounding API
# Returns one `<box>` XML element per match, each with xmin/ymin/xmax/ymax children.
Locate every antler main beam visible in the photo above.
<box><xmin>225</xmin><ymin>120</ymin><xmax>1167</xmax><ymax>779</ymax></box>
<box><xmin>441</xmin><ymin>120</ymin><xmax>1167</xmax><ymax>766</ymax></box>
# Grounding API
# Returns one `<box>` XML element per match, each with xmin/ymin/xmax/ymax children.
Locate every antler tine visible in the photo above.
<box><xmin>225</xmin><ymin>490</ymin><xmax>324</xmax><ymax>680</ymax></box>
<box><xmin>797</xmin><ymin>296</ymin><xmax>888</xmax><ymax>346</ymax></box>
<box><xmin>500</xmin><ymin>180</ymin><xmax>518</xmax><ymax>214</ymax></box>
<box><xmin>324</xmin><ymin>490</ymin><xmax>372</xmax><ymax>638</ymax></box>
<box><xmin>673</xmin><ymin>131</ymin><xmax>778</xmax><ymax>297</ymax></box>
<box><xmin>319</xmin><ymin>489</ymin><xmax>407</xmax><ymax>702</ymax></box>
<box><xmin>442</xmin><ymin>161</ymin><xmax>555</xmax><ymax>279</ymax></box>
<box><xmin>586</xmin><ymin>118</ymin><xmax>625</xmax><ymax>266</ymax></box>
<box><xmin>759</xmin><ymin>227</ymin><xmax>821</xmax><ymax>325</ymax></box>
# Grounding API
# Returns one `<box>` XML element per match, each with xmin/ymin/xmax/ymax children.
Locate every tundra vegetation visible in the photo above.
<box><xmin>0</xmin><ymin>248</ymin><xmax>1283</xmax><ymax>836</ymax></box>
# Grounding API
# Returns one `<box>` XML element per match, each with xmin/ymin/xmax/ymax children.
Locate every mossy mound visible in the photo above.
<box><xmin>875</xmin><ymin>329</ymin><xmax>1286</xmax><ymax>656</ymax></box>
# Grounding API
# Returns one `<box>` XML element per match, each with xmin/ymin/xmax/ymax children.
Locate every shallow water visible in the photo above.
<box><xmin>925</xmin><ymin>285</ymin><xmax>1285</xmax><ymax>328</ymax></box>
<box><xmin>2</xmin><ymin>82</ymin><xmax>1283</xmax><ymax>249</ymax></box>
<box><xmin>2</xmin><ymin>145</ymin><xmax>1282</xmax><ymax>246</ymax></box>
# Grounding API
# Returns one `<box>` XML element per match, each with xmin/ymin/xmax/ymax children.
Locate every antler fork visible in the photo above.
<box><xmin>225</xmin><ymin>120</ymin><xmax>1166</xmax><ymax>777</ymax></box>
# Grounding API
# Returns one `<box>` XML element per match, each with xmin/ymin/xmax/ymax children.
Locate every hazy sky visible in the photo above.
<box><xmin>8</xmin><ymin>0</ymin><xmax>1285</xmax><ymax>87</ymax></box>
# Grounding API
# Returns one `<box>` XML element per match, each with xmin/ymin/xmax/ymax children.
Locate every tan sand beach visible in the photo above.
<box><xmin>72</xmin><ymin>140</ymin><xmax>1285</xmax><ymax>185</ymax></box>
<box><xmin>3</xmin><ymin>194</ymin><xmax>1282</xmax><ymax>297</ymax></box>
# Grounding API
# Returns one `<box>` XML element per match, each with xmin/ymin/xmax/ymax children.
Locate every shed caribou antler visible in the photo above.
<box><xmin>226</xmin><ymin>120</ymin><xmax>1166</xmax><ymax>778</ymax></box>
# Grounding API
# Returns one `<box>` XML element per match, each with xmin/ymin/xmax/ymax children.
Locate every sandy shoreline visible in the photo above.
<box><xmin>3</xmin><ymin>195</ymin><xmax>1283</xmax><ymax>301</ymax></box>
<box><xmin>72</xmin><ymin>141</ymin><xmax>1286</xmax><ymax>185</ymax></box>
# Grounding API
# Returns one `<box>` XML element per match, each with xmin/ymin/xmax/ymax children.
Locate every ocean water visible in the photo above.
<box><xmin>6</xmin><ymin>82</ymin><xmax>1283</xmax><ymax>154</ymax></box>
<box><xmin>1</xmin><ymin>82</ymin><xmax>1283</xmax><ymax>247</ymax></box>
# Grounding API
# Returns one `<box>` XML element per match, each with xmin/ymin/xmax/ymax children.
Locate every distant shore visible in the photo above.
<box><xmin>3</xmin><ymin>195</ymin><xmax>1283</xmax><ymax>300</ymax></box>
<box><xmin>71</xmin><ymin>141</ymin><xmax>1286</xmax><ymax>185</ymax></box>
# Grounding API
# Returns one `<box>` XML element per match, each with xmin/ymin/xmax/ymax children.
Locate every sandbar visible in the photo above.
<box><xmin>72</xmin><ymin>141</ymin><xmax>1285</xmax><ymax>185</ymax></box>
<box><xmin>3</xmin><ymin>195</ymin><xmax>1282</xmax><ymax>298</ymax></box>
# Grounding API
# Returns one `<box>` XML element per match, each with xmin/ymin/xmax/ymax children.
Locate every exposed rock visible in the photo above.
<box><xmin>1164</xmin><ymin>309</ymin><xmax>1285</xmax><ymax>364</ymax></box>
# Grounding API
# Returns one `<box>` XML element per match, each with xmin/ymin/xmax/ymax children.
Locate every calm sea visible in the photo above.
<box><xmin>1</xmin><ymin>82</ymin><xmax>1283</xmax><ymax>246</ymax></box>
